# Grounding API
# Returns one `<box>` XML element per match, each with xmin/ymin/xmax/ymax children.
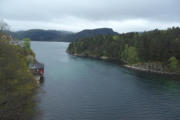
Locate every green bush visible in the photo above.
<box><xmin>168</xmin><ymin>56</ymin><xmax>179</xmax><ymax>72</ymax></box>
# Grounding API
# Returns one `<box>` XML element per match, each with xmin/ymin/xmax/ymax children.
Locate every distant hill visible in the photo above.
<box><xmin>10</xmin><ymin>29</ymin><xmax>73</xmax><ymax>42</ymax></box>
<box><xmin>10</xmin><ymin>28</ymin><xmax>119</xmax><ymax>42</ymax></box>
<box><xmin>65</xmin><ymin>28</ymin><xmax>119</xmax><ymax>42</ymax></box>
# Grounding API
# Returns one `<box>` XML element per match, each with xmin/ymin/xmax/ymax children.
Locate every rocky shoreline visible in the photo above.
<box><xmin>124</xmin><ymin>65</ymin><xmax>179</xmax><ymax>75</ymax></box>
<box><xmin>70</xmin><ymin>53</ymin><xmax>180</xmax><ymax>76</ymax></box>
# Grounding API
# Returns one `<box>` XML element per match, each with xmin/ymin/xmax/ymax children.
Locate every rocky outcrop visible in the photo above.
<box><xmin>125</xmin><ymin>62</ymin><xmax>179</xmax><ymax>75</ymax></box>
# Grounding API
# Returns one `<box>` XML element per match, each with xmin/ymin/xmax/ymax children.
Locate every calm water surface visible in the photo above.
<box><xmin>31</xmin><ymin>41</ymin><xmax>180</xmax><ymax>120</ymax></box>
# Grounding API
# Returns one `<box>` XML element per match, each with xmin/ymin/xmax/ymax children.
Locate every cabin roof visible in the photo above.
<box><xmin>29</xmin><ymin>62</ymin><xmax>44</xmax><ymax>69</ymax></box>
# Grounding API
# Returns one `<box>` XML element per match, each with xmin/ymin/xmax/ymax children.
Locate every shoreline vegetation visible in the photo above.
<box><xmin>0</xmin><ymin>28</ymin><xmax>40</xmax><ymax>119</ymax></box>
<box><xmin>67</xmin><ymin>27</ymin><xmax>180</xmax><ymax>76</ymax></box>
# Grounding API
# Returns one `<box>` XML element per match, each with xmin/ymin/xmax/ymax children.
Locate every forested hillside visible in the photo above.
<box><xmin>67</xmin><ymin>27</ymin><xmax>180</xmax><ymax>73</ymax></box>
<box><xmin>0</xmin><ymin>33</ymin><xmax>38</xmax><ymax>120</ymax></box>
<box><xmin>10</xmin><ymin>29</ymin><xmax>73</xmax><ymax>42</ymax></box>
<box><xmin>66</xmin><ymin>28</ymin><xmax>119</xmax><ymax>42</ymax></box>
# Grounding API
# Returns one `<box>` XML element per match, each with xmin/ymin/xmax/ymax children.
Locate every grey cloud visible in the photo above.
<box><xmin>0</xmin><ymin>0</ymin><xmax>180</xmax><ymax>31</ymax></box>
<box><xmin>1</xmin><ymin>0</ymin><xmax>180</xmax><ymax>22</ymax></box>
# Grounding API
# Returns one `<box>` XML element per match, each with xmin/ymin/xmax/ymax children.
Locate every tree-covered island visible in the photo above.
<box><xmin>67</xmin><ymin>27</ymin><xmax>180</xmax><ymax>75</ymax></box>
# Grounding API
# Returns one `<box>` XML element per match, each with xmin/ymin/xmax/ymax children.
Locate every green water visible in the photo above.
<box><xmin>32</xmin><ymin>41</ymin><xmax>180</xmax><ymax>120</ymax></box>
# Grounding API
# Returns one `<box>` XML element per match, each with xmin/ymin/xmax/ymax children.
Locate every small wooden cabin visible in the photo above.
<box><xmin>29</xmin><ymin>61</ymin><xmax>44</xmax><ymax>76</ymax></box>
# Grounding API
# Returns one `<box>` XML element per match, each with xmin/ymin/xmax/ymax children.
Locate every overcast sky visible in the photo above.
<box><xmin>1</xmin><ymin>0</ymin><xmax>180</xmax><ymax>33</ymax></box>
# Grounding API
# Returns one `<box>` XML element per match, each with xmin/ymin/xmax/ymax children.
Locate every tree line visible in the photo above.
<box><xmin>68</xmin><ymin>27</ymin><xmax>180</xmax><ymax>72</ymax></box>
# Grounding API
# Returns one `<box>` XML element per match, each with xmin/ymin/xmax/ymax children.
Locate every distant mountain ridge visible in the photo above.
<box><xmin>10</xmin><ymin>29</ymin><xmax>73</xmax><ymax>42</ymax></box>
<box><xmin>66</xmin><ymin>28</ymin><xmax>119</xmax><ymax>42</ymax></box>
<box><xmin>10</xmin><ymin>28</ymin><xmax>119</xmax><ymax>42</ymax></box>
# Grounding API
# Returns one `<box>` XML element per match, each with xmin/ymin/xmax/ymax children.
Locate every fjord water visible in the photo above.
<box><xmin>31</xmin><ymin>41</ymin><xmax>180</xmax><ymax>120</ymax></box>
